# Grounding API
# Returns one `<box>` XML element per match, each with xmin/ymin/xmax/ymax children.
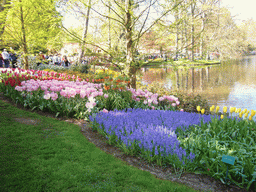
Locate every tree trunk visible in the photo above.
<box><xmin>175</xmin><ymin>10</ymin><xmax>179</xmax><ymax>60</ymax></box>
<box><xmin>108</xmin><ymin>0</ymin><xmax>111</xmax><ymax>49</ymax></box>
<box><xmin>79</xmin><ymin>0</ymin><xmax>91</xmax><ymax>64</ymax></box>
<box><xmin>0</xmin><ymin>0</ymin><xmax>11</xmax><ymax>42</ymax></box>
<box><xmin>19</xmin><ymin>0</ymin><xmax>28</xmax><ymax>69</ymax></box>
<box><xmin>191</xmin><ymin>3</ymin><xmax>195</xmax><ymax>61</ymax></box>
<box><xmin>125</xmin><ymin>0</ymin><xmax>136</xmax><ymax>89</ymax></box>
<box><xmin>191</xmin><ymin>67</ymin><xmax>194</xmax><ymax>91</ymax></box>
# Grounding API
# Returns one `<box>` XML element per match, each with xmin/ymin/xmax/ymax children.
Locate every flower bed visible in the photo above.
<box><xmin>0</xmin><ymin>68</ymin><xmax>255</xmax><ymax>190</ymax></box>
<box><xmin>0</xmin><ymin>68</ymin><xmax>181</xmax><ymax>119</ymax></box>
<box><xmin>89</xmin><ymin>109</ymin><xmax>256</xmax><ymax>190</ymax></box>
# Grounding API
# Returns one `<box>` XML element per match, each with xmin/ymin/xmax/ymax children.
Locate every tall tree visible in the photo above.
<box><xmin>0</xmin><ymin>0</ymin><xmax>62</xmax><ymax>69</ymax></box>
<box><xmin>77</xmin><ymin>0</ymin><xmax>184</xmax><ymax>89</ymax></box>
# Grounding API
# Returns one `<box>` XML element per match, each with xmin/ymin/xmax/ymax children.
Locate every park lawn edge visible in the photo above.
<box><xmin>0</xmin><ymin>99</ymin><xmax>199</xmax><ymax>192</ymax></box>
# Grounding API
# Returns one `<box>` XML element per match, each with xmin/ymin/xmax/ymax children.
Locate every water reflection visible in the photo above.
<box><xmin>140</xmin><ymin>56</ymin><xmax>256</xmax><ymax>116</ymax></box>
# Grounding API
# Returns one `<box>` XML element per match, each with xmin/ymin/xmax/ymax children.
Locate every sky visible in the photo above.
<box><xmin>221</xmin><ymin>0</ymin><xmax>256</xmax><ymax>23</ymax></box>
<box><xmin>63</xmin><ymin>0</ymin><xmax>256</xmax><ymax>28</ymax></box>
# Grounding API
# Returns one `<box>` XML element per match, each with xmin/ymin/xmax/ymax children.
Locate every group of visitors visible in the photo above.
<box><xmin>0</xmin><ymin>49</ymin><xmax>18</xmax><ymax>68</ymax></box>
<box><xmin>37</xmin><ymin>53</ymin><xmax>70</xmax><ymax>67</ymax></box>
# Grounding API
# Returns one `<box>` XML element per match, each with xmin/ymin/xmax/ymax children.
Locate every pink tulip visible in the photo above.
<box><xmin>102</xmin><ymin>108</ymin><xmax>108</xmax><ymax>113</ymax></box>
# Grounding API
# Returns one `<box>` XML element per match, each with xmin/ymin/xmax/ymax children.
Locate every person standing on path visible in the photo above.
<box><xmin>0</xmin><ymin>53</ymin><xmax>3</xmax><ymax>68</ymax></box>
<box><xmin>2</xmin><ymin>49</ymin><xmax>10</xmax><ymax>68</ymax></box>
<box><xmin>63</xmin><ymin>55</ymin><xmax>69</xmax><ymax>67</ymax></box>
<box><xmin>10</xmin><ymin>52</ymin><xmax>18</xmax><ymax>68</ymax></box>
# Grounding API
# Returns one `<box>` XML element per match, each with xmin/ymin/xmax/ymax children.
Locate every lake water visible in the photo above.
<box><xmin>139</xmin><ymin>56</ymin><xmax>256</xmax><ymax>115</ymax></box>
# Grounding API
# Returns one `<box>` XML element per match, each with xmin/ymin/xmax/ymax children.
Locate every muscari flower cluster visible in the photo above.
<box><xmin>90</xmin><ymin>108</ymin><xmax>217</xmax><ymax>163</ymax></box>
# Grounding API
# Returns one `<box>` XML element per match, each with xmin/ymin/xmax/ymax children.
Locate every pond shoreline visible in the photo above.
<box><xmin>143</xmin><ymin>61</ymin><xmax>221</xmax><ymax>68</ymax></box>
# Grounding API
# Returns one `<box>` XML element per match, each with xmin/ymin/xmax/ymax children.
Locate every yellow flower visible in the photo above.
<box><xmin>201</xmin><ymin>109</ymin><xmax>205</xmax><ymax>114</ymax></box>
<box><xmin>211</xmin><ymin>105</ymin><xmax>215</xmax><ymax>110</ymax></box>
<box><xmin>216</xmin><ymin>106</ymin><xmax>220</xmax><ymax>113</ymax></box>
<box><xmin>245</xmin><ymin>112</ymin><xmax>249</xmax><ymax>118</ymax></box>
<box><xmin>197</xmin><ymin>106</ymin><xmax>201</xmax><ymax>112</ymax></box>
<box><xmin>230</xmin><ymin>107</ymin><xmax>236</xmax><ymax>114</ymax></box>
<box><xmin>238</xmin><ymin>108</ymin><xmax>241</xmax><ymax>113</ymax></box>
<box><xmin>243</xmin><ymin>109</ymin><xmax>247</xmax><ymax>114</ymax></box>
<box><xmin>235</xmin><ymin>109</ymin><xmax>239</xmax><ymax>113</ymax></box>
<box><xmin>223</xmin><ymin>106</ymin><xmax>227</xmax><ymax>113</ymax></box>
<box><xmin>239</xmin><ymin>112</ymin><xmax>243</xmax><ymax>118</ymax></box>
<box><xmin>251</xmin><ymin>110</ymin><xmax>255</xmax><ymax>117</ymax></box>
<box><xmin>249</xmin><ymin>116</ymin><xmax>252</xmax><ymax>121</ymax></box>
<box><xmin>210</xmin><ymin>107</ymin><xmax>214</xmax><ymax>112</ymax></box>
<box><xmin>221</xmin><ymin>115</ymin><xmax>224</xmax><ymax>119</ymax></box>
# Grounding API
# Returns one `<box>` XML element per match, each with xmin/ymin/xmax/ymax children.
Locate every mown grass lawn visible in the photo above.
<box><xmin>0</xmin><ymin>100</ymin><xmax>199</xmax><ymax>192</ymax></box>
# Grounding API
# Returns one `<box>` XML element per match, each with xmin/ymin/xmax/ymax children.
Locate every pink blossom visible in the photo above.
<box><xmin>143</xmin><ymin>100</ymin><xmax>147</xmax><ymax>105</ymax></box>
<box><xmin>171</xmin><ymin>103</ymin><xmax>176</xmax><ymax>107</ymax></box>
<box><xmin>104</xmin><ymin>94</ymin><xmax>108</xmax><ymax>98</ymax></box>
<box><xmin>15</xmin><ymin>86</ymin><xmax>23</xmax><ymax>92</ymax></box>
<box><xmin>152</xmin><ymin>106</ymin><xmax>155</xmax><ymax>110</ymax></box>
<box><xmin>136</xmin><ymin>98</ymin><xmax>140</xmax><ymax>102</ymax></box>
<box><xmin>180</xmin><ymin>109</ymin><xmax>184</xmax><ymax>112</ymax></box>
<box><xmin>176</xmin><ymin>101</ymin><xmax>180</xmax><ymax>106</ymax></box>
<box><xmin>80</xmin><ymin>90</ymin><xmax>86</xmax><ymax>98</ymax></box>
<box><xmin>41</xmin><ymin>86</ymin><xmax>48</xmax><ymax>91</ymax></box>
<box><xmin>152</xmin><ymin>100</ymin><xmax>158</xmax><ymax>105</ymax></box>
<box><xmin>102</xmin><ymin>108</ymin><xmax>108</xmax><ymax>113</ymax></box>
<box><xmin>158</xmin><ymin>97</ymin><xmax>165</xmax><ymax>101</ymax></box>
<box><xmin>50</xmin><ymin>92</ymin><xmax>58</xmax><ymax>101</ymax></box>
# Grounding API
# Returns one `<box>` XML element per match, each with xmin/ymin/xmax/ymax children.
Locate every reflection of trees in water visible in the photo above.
<box><xmin>140</xmin><ymin>57</ymin><xmax>256</xmax><ymax>106</ymax></box>
<box><xmin>141</xmin><ymin>68</ymin><xmax>170</xmax><ymax>84</ymax></box>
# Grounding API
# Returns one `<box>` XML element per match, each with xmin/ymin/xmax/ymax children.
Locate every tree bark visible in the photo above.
<box><xmin>0</xmin><ymin>0</ymin><xmax>10</xmax><ymax>38</ymax></box>
<box><xmin>19</xmin><ymin>0</ymin><xmax>28</xmax><ymax>69</ymax></box>
<box><xmin>125</xmin><ymin>0</ymin><xmax>136</xmax><ymax>89</ymax></box>
<box><xmin>191</xmin><ymin>2</ymin><xmax>195</xmax><ymax>61</ymax></box>
<box><xmin>79</xmin><ymin>0</ymin><xmax>91</xmax><ymax>64</ymax></box>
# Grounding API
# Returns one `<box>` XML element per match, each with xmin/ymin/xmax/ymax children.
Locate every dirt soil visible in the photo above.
<box><xmin>0</xmin><ymin>93</ymin><xmax>254</xmax><ymax>192</ymax></box>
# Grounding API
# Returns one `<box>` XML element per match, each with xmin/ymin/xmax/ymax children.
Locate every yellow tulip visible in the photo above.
<box><xmin>243</xmin><ymin>109</ymin><xmax>247</xmax><ymax>114</ymax></box>
<box><xmin>223</xmin><ymin>106</ymin><xmax>227</xmax><ymax>113</ymax></box>
<box><xmin>249</xmin><ymin>116</ymin><xmax>252</xmax><ymax>121</ymax></box>
<box><xmin>211</xmin><ymin>105</ymin><xmax>215</xmax><ymax>110</ymax></box>
<box><xmin>238</xmin><ymin>108</ymin><xmax>241</xmax><ymax>113</ymax></box>
<box><xmin>229</xmin><ymin>107</ymin><xmax>234</xmax><ymax>114</ymax></box>
<box><xmin>216</xmin><ymin>106</ymin><xmax>220</xmax><ymax>113</ymax></box>
<box><xmin>221</xmin><ymin>115</ymin><xmax>224</xmax><ymax>119</ymax></box>
<box><xmin>244</xmin><ymin>112</ymin><xmax>249</xmax><ymax>118</ymax></box>
<box><xmin>239</xmin><ymin>112</ymin><xmax>243</xmax><ymax>118</ymax></box>
<box><xmin>201</xmin><ymin>109</ymin><xmax>205</xmax><ymax>114</ymax></box>
<box><xmin>251</xmin><ymin>110</ymin><xmax>255</xmax><ymax>117</ymax></box>
<box><xmin>210</xmin><ymin>107</ymin><xmax>214</xmax><ymax>112</ymax></box>
<box><xmin>197</xmin><ymin>106</ymin><xmax>201</xmax><ymax>112</ymax></box>
<box><xmin>235</xmin><ymin>109</ymin><xmax>239</xmax><ymax>113</ymax></box>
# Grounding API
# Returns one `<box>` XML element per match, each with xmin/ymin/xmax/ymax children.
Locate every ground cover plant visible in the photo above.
<box><xmin>0</xmin><ymin>68</ymin><xmax>255</xmax><ymax>191</ymax></box>
<box><xmin>0</xmin><ymin>100</ymin><xmax>199</xmax><ymax>192</ymax></box>
<box><xmin>89</xmin><ymin>108</ymin><xmax>256</xmax><ymax>190</ymax></box>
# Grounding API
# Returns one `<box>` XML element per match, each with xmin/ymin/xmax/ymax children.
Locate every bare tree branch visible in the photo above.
<box><xmin>135</xmin><ymin>1</ymin><xmax>184</xmax><ymax>44</ymax></box>
<box><xmin>90</xmin><ymin>6</ymin><xmax>125</xmax><ymax>26</ymax></box>
<box><xmin>100</xmin><ymin>0</ymin><xmax>125</xmax><ymax>22</ymax></box>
